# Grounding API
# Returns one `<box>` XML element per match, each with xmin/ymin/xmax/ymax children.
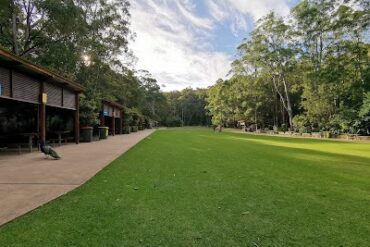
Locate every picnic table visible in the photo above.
<box><xmin>20</xmin><ymin>133</ymin><xmax>39</xmax><ymax>152</ymax></box>
<box><xmin>50</xmin><ymin>130</ymin><xmax>71</xmax><ymax>146</ymax></box>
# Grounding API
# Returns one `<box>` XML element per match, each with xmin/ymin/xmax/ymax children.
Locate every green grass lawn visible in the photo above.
<box><xmin>1</xmin><ymin>128</ymin><xmax>370</xmax><ymax>246</ymax></box>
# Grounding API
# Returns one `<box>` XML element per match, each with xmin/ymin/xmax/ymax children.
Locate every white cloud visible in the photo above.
<box><xmin>206</xmin><ymin>0</ymin><xmax>291</xmax><ymax>33</ymax></box>
<box><xmin>128</xmin><ymin>0</ymin><xmax>293</xmax><ymax>91</ymax></box>
<box><xmin>129</xmin><ymin>0</ymin><xmax>231</xmax><ymax>91</ymax></box>
<box><xmin>175</xmin><ymin>1</ymin><xmax>214</xmax><ymax>30</ymax></box>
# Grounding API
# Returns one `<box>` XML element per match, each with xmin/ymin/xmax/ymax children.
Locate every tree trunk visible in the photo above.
<box><xmin>272</xmin><ymin>75</ymin><xmax>290</xmax><ymax>127</ymax></box>
<box><xmin>281</xmin><ymin>102</ymin><xmax>285</xmax><ymax>126</ymax></box>
<box><xmin>255</xmin><ymin>101</ymin><xmax>258</xmax><ymax>131</ymax></box>
<box><xmin>10</xmin><ymin>0</ymin><xmax>19</xmax><ymax>55</ymax></box>
<box><xmin>282</xmin><ymin>75</ymin><xmax>293</xmax><ymax>129</ymax></box>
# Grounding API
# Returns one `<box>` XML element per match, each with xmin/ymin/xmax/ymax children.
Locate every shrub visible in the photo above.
<box><xmin>321</xmin><ymin>131</ymin><xmax>333</xmax><ymax>138</ymax></box>
<box><xmin>299</xmin><ymin>126</ymin><xmax>312</xmax><ymax>134</ymax></box>
<box><xmin>280</xmin><ymin>124</ymin><xmax>288</xmax><ymax>132</ymax></box>
<box><xmin>165</xmin><ymin>116</ymin><xmax>183</xmax><ymax>127</ymax></box>
<box><xmin>354</xmin><ymin>93</ymin><xmax>370</xmax><ymax>135</ymax></box>
<box><xmin>123</xmin><ymin>126</ymin><xmax>131</xmax><ymax>134</ymax></box>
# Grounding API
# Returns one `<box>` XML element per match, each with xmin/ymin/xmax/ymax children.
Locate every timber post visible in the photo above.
<box><xmin>75</xmin><ymin>94</ymin><xmax>80</xmax><ymax>144</ymax></box>
<box><xmin>119</xmin><ymin>111</ymin><xmax>123</xmax><ymax>134</ymax></box>
<box><xmin>39</xmin><ymin>81</ymin><xmax>46</xmax><ymax>143</ymax></box>
<box><xmin>100</xmin><ymin>104</ymin><xmax>105</xmax><ymax>126</ymax></box>
<box><xmin>112</xmin><ymin>110</ymin><xmax>115</xmax><ymax>136</ymax></box>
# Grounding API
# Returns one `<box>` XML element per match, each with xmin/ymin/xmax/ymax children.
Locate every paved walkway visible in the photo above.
<box><xmin>0</xmin><ymin>129</ymin><xmax>155</xmax><ymax>226</ymax></box>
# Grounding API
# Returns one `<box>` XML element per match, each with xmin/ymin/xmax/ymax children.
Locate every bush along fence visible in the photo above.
<box><xmin>121</xmin><ymin>107</ymin><xmax>157</xmax><ymax>135</ymax></box>
<box><xmin>237</xmin><ymin>123</ymin><xmax>370</xmax><ymax>141</ymax></box>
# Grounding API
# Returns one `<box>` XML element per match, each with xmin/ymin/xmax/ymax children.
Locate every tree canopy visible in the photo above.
<box><xmin>206</xmin><ymin>0</ymin><xmax>369</xmax><ymax>135</ymax></box>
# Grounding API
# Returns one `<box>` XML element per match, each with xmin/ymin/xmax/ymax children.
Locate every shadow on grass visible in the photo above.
<box><xmin>200</xmin><ymin>132</ymin><xmax>370</xmax><ymax>176</ymax></box>
<box><xmin>220</xmin><ymin>132</ymin><xmax>370</xmax><ymax>160</ymax></box>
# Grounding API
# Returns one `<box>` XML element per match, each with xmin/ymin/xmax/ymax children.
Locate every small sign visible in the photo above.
<box><xmin>42</xmin><ymin>93</ymin><xmax>48</xmax><ymax>104</ymax></box>
<box><xmin>103</xmin><ymin>111</ymin><xmax>109</xmax><ymax>116</ymax></box>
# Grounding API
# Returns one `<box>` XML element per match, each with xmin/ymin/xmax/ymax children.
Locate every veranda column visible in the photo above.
<box><xmin>112</xmin><ymin>110</ymin><xmax>115</xmax><ymax>136</ymax></box>
<box><xmin>119</xmin><ymin>111</ymin><xmax>123</xmax><ymax>134</ymax></box>
<box><xmin>74</xmin><ymin>94</ymin><xmax>80</xmax><ymax>144</ymax></box>
<box><xmin>100</xmin><ymin>103</ymin><xmax>105</xmax><ymax>126</ymax></box>
<box><xmin>39</xmin><ymin>81</ymin><xmax>46</xmax><ymax>143</ymax></box>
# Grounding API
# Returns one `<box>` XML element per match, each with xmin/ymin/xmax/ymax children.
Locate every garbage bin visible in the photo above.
<box><xmin>99</xmin><ymin>126</ymin><xmax>109</xmax><ymax>139</ymax></box>
<box><xmin>81</xmin><ymin>127</ymin><xmax>93</xmax><ymax>142</ymax></box>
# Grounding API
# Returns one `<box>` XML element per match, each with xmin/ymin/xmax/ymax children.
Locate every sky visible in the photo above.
<box><xmin>129</xmin><ymin>0</ymin><xmax>300</xmax><ymax>91</ymax></box>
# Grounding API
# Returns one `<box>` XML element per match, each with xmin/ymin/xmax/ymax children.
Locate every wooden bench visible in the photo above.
<box><xmin>2</xmin><ymin>143</ymin><xmax>31</xmax><ymax>154</ymax></box>
<box><xmin>48</xmin><ymin>139</ymin><xmax>60</xmax><ymax>147</ymax></box>
<box><xmin>48</xmin><ymin>137</ymin><xmax>74</xmax><ymax>147</ymax></box>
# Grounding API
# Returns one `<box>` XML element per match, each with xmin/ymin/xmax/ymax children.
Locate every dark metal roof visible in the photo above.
<box><xmin>0</xmin><ymin>47</ymin><xmax>85</xmax><ymax>93</ymax></box>
<box><xmin>102</xmin><ymin>99</ymin><xmax>124</xmax><ymax>110</ymax></box>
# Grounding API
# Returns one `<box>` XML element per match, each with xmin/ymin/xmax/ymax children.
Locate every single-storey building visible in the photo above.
<box><xmin>0</xmin><ymin>48</ymin><xmax>84</xmax><ymax>152</ymax></box>
<box><xmin>100</xmin><ymin>100</ymin><xmax>124</xmax><ymax>135</ymax></box>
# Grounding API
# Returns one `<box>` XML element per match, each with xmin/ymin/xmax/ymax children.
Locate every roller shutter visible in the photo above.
<box><xmin>103</xmin><ymin>105</ymin><xmax>108</xmax><ymax>116</ymax></box>
<box><xmin>114</xmin><ymin>108</ymin><xmax>121</xmax><ymax>118</ymax></box>
<box><xmin>108</xmin><ymin>105</ymin><xmax>113</xmax><ymax>117</ymax></box>
<box><xmin>103</xmin><ymin>104</ymin><xmax>113</xmax><ymax>117</ymax></box>
<box><xmin>45</xmin><ymin>83</ymin><xmax>62</xmax><ymax>107</ymax></box>
<box><xmin>0</xmin><ymin>67</ymin><xmax>11</xmax><ymax>97</ymax></box>
<box><xmin>63</xmin><ymin>89</ymin><xmax>76</xmax><ymax>109</ymax></box>
<box><xmin>12</xmin><ymin>71</ymin><xmax>39</xmax><ymax>103</ymax></box>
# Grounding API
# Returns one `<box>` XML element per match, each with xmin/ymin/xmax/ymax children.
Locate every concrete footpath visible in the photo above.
<box><xmin>0</xmin><ymin>129</ymin><xmax>155</xmax><ymax>226</ymax></box>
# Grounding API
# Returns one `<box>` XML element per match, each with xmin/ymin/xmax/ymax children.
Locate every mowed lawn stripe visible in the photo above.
<box><xmin>0</xmin><ymin>128</ymin><xmax>369</xmax><ymax>246</ymax></box>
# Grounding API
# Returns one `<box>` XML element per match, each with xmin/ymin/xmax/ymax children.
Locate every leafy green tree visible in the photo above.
<box><xmin>355</xmin><ymin>92</ymin><xmax>370</xmax><ymax>135</ymax></box>
<box><xmin>213</xmin><ymin>0</ymin><xmax>370</xmax><ymax>135</ymax></box>
<box><xmin>292</xmin><ymin>0</ymin><xmax>369</xmax><ymax>131</ymax></box>
<box><xmin>236</xmin><ymin>12</ymin><xmax>300</xmax><ymax>129</ymax></box>
<box><xmin>163</xmin><ymin>88</ymin><xmax>210</xmax><ymax>126</ymax></box>
<box><xmin>206</xmin><ymin>79</ymin><xmax>231</xmax><ymax>126</ymax></box>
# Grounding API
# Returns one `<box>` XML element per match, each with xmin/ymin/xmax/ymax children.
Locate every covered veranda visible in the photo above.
<box><xmin>100</xmin><ymin>100</ymin><xmax>124</xmax><ymax>136</ymax></box>
<box><xmin>0</xmin><ymin>48</ymin><xmax>84</xmax><ymax>153</ymax></box>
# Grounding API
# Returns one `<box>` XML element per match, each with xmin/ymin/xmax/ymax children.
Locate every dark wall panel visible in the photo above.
<box><xmin>45</xmin><ymin>82</ymin><xmax>62</xmax><ymax>107</ymax></box>
<box><xmin>0</xmin><ymin>67</ymin><xmax>11</xmax><ymax>97</ymax></box>
<box><xmin>63</xmin><ymin>89</ymin><xmax>76</xmax><ymax>109</ymax></box>
<box><xmin>12</xmin><ymin>71</ymin><xmax>39</xmax><ymax>103</ymax></box>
